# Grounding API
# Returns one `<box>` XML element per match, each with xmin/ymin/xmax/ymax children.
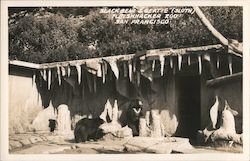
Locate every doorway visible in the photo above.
<box><xmin>175</xmin><ymin>75</ymin><xmax>201</xmax><ymax>145</ymax></box>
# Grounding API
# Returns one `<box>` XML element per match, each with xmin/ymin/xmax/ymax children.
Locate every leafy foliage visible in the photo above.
<box><xmin>8</xmin><ymin>7</ymin><xmax>242</xmax><ymax>63</ymax></box>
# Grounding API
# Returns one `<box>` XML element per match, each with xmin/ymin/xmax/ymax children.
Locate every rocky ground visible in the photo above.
<box><xmin>9</xmin><ymin>131</ymin><xmax>242</xmax><ymax>154</ymax></box>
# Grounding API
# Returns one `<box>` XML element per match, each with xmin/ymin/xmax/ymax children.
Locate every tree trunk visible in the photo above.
<box><xmin>193</xmin><ymin>6</ymin><xmax>242</xmax><ymax>56</ymax></box>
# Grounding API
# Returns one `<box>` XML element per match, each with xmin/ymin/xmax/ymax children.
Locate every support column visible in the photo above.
<box><xmin>139</xmin><ymin>118</ymin><xmax>148</xmax><ymax>137</ymax></box>
<box><xmin>150</xmin><ymin>109</ymin><xmax>162</xmax><ymax>137</ymax></box>
<box><xmin>57</xmin><ymin>104</ymin><xmax>71</xmax><ymax>134</ymax></box>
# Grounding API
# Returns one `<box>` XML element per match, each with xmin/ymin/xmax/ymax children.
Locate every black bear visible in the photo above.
<box><xmin>48</xmin><ymin>119</ymin><xmax>57</xmax><ymax>133</ymax></box>
<box><xmin>126</xmin><ymin>99</ymin><xmax>143</xmax><ymax>136</ymax></box>
<box><xmin>74</xmin><ymin>117</ymin><xmax>104</xmax><ymax>143</ymax></box>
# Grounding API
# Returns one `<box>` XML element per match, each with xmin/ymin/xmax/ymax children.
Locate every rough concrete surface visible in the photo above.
<box><xmin>9</xmin><ymin>132</ymin><xmax>242</xmax><ymax>154</ymax></box>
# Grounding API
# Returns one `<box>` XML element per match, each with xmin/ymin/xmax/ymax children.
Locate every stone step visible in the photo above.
<box><xmin>124</xmin><ymin>137</ymin><xmax>194</xmax><ymax>154</ymax></box>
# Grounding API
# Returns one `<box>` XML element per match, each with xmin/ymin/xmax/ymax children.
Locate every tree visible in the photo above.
<box><xmin>9</xmin><ymin>6</ymin><xmax>242</xmax><ymax>63</ymax></box>
<box><xmin>9</xmin><ymin>12</ymin><xmax>91</xmax><ymax>63</ymax></box>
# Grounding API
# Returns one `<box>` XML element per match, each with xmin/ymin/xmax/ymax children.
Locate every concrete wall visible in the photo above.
<box><xmin>200</xmin><ymin>76</ymin><xmax>242</xmax><ymax>133</ymax></box>
<box><xmin>216</xmin><ymin>81</ymin><xmax>242</xmax><ymax>133</ymax></box>
<box><xmin>9</xmin><ymin>53</ymin><xmax>242</xmax><ymax>136</ymax></box>
<box><xmin>33</xmin><ymin>64</ymin><xmax>179</xmax><ymax>136</ymax></box>
<box><xmin>200</xmin><ymin>55</ymin><xmax>242</xmax><ymax>133</ymax></box>
<box><xmin>9</xmin><ymin>61</ymin><xmax>180</xmax><ymax>135</ymax></box>
<box><xmin>9</xmin><ymin>66</ymin><xmax>44</xmax><ymax>134</ymax></box>
<box><xmin>150</xmin><ymin>72</ymin><xmax>178</xmax><ymax>136</ymax></box>
<box><xmin>200</xmin><ymin>68</ymin><xmax>215</xmax><ymax>130</ymax></box>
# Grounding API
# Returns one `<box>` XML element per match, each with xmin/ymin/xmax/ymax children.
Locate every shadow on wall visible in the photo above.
<box><xmin>202</xmin><ymin>53</ymin><xmax>243</xmax><ymax>134</ymax></box>
<box><xmin>215</xmin><ymin>82</ymin><xmax>243</xmax><ymax>134</ymax></box>
<box><xmin>34</xmin><ymin>61</ymin><xmax>179</xmax><ymax>135</ymax></box>
<box><xmin>35</xmin><ymin>66</ymin><xmax>137</xmax><ymax>127</ymax></box>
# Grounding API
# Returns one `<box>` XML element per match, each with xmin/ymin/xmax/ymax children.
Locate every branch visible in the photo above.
<box><xmin>193</xmin><ymin>6</ymin><xmax>242</xmax><ymax>56</ymax></box>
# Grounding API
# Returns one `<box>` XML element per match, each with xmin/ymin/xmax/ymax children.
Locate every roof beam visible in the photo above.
<box><xmin>39</xmin><ymin>44</ymin><xmax>224</xmax><ymax>69</ymax></box>
<box><xmin>206</xmin><ymin>72</ymin><xmax>242</xmax><ymax>87</ymax></box>
<box><xmin>8</xmin><ymin>60</ymin><xmax>40</xmax><ymax>69</ymax></box>
<box><xmin>8</xmin><ymin>44</ymin><xmax>226</xmax><ymax>70</ymax></box>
